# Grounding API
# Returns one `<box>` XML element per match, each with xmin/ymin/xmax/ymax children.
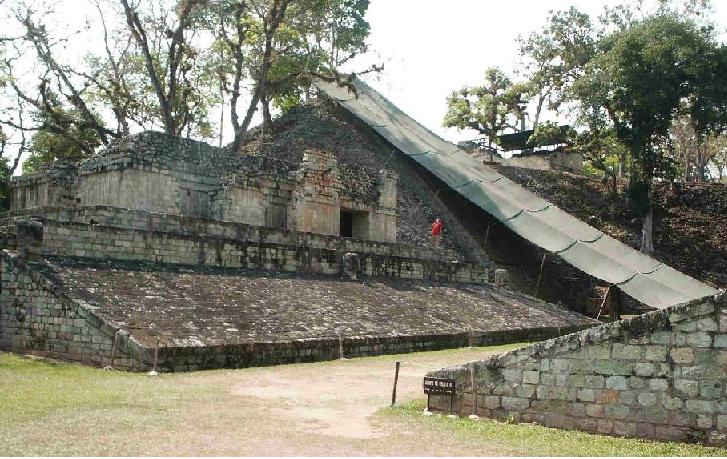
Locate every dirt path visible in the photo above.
<box><xmin>2</xmin><ymin>346</ymin><xmax>522</xmax><ymax>456</ymax></box>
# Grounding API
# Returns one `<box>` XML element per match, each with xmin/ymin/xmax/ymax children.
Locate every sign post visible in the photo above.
<box><xmin>423</xmin><ymin>377</ymin><xmax>456</xmax><ymax>413</ymax></box>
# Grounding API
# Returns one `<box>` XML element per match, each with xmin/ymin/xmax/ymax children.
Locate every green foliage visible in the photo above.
<box><xmin>443</xmin><ymin>68</ymin><xmax>528</xmax><ymax>147</ymax></box>
<box><xmin>23</xmin><ymin>100</ymin><xmax>103</xmax><ymax>173</ymax></box>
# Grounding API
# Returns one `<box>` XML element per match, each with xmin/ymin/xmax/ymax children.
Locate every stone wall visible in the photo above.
<box><xmin>3</xmin><ymin>207</ymin><xmax>492</xmax><ymax>284</ymax></box>
<box><xmin>10</xmin><ymin>131</ymin><xmax>399</xmax><ymax>243</ymax></box>
<box><xmin>0</xmin><ymin>252</ymin><xmax>138</xmax><ymax>370</ymax></box>
<box><xmin>426</xmin><ymin>291</ymin><xmax>727</xmax><ymax>445</ymax></box>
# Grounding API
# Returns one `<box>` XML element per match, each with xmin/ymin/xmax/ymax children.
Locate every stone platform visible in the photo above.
<box><xmin>0</xmin><ymin>253</ymin><xmax>597</xmax><ymax>372</ymax></box>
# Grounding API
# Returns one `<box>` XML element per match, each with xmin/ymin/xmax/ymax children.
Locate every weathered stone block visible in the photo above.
<box><xmin>700</xmin><ymin>380</ymin><xmax>723</xmax><ymax>399</ymax></box>
<box><xmin>595</xmin><ymin>389</ymin><xmax>619</xmax><ymax>404</ymax></box>
<box><xmin>597</xmin><ymin>419</ymin><xmax>614</xmax><ymax>434</ymax></box>
<box><xmin>605</xmin><ymin>375</ymin><xmax>628</xmax><ymax>390</ymax></box>
<box><xmin>637</xmin><ymin>392</ymin><xmax>658</xmax><ymax>407</ymax></box>
<box><xmin>577</xmin><ymin>388</ymin><xmax>595</xmax><ymax>402</ymax></box>
<box><xmin>685</xmin><ymin>399</ymin><xmax>717</xmax><ymax>414</ymax></box>
<box><xmin>587</xmin><ymin>344</ymin><xmax>611</xmax><ymax>359</ymax></box>
<box><xmin>714</xmin><ymin>334</ymin><xmax>727</xmax><ymax>348</ymax></box>
<box><xmin>501</xmin><ymin>397</ymin><xmax>530</xmax><ymax>411</ymax></box>
<box><xmin>503</xmin><ymin>369</ymin><xmax>522</xmax><ymax>383</ymax></box>
<box><xmin>484</xmin><ymin>395</ymin><xmax>501</xmax><ymax>409</ymax></box>
<box><xmin>686</xmin><ymin>332</ymin><xmax>712</xmax><ymax>348</ymax></box>
<box><xmin>604</xmin><ymin>404</ymin><xmax>629</xmax><ymax>420</ymax></box>
<box><xmin>619</xmin><ymin>390</ymin><xmax>637</xmax><ymax>406</ymax></box>
<box><xmin>697</xmin><ymin>415</ymin><xmax>714</xmax><ymax>429</ymax></box>
<box><xmin>522</xmin><ymin>370</ymin><xmax>540</xmax><ymax>385</ymax></box>
<box><xmin>612</xmin><ymin>343</ymin><xmax>641</xmax><ymax>360</ymax></box>
<box><xmin>649</xmin><ymin>378</ymin><xmax>668</xmax><ymax>391</ymax></box>
<box><xmin>717</xmin><ymin>415</ymin><xmax>727</xmax><ymax>432</ymax></box>
<box><xmin>585</xmin><ymin>375</ymin><xmax>605</xmax><ymax>389</ymax></box>
<box><xmin>592</xmin><ymin>360</ymin><xmax>632</xmax><ymax>376</ymax></box>
<box><xmin>670</xmin><ymin>347</ymin><xmax>694</xmax><ymax>364</ymax></box>
<box><xmin>674</xmin><ymin>379</ymin><xmax>699</xmax><ymax>398</ymax></box>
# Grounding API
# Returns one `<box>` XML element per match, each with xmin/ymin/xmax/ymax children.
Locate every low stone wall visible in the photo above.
<box><xmin>0</xmin><ymin>252</ymin><xmax>139</xmax><ymax>370</ymax></box>
<box><xmin>426</xmin><ymin>292</ymin><xmax>727</xmax><ymax>445</ymax></box>
<box><xmin>0</xmin><ymin>251</ymin><xmax>584</xmax><ymax>372</ymax></box>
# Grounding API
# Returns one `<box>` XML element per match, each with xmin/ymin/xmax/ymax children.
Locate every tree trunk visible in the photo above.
<box><xmin>640</xmin><ymin>187</ymin><xmax>654</xmax><ymax>253</ymax></box>
<box><xmin>618</xmin><ymin>151</ymin><xmax>626</xmax><ymax>177</ymax></box>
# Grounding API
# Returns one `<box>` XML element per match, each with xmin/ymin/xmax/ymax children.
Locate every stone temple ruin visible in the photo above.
<box><xmin>0</xmin><ymin>77</ymin><xmax>724</xmax><ymax>446</ymax></box>
<box><xmin>0</xmin><ymin>111</ymin><xmax>598</xmax><ymax>372</ymax></box>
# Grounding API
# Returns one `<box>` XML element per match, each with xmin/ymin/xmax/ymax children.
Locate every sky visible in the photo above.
<box><xmin>3</xmin><ymin>0</ymin><xmax>727</xmax><ymax>170</ymax></box>
<box><xmin>351</xmin><ymin>0</ymin><xmax>727</xmax><ymax>143</ymax></box>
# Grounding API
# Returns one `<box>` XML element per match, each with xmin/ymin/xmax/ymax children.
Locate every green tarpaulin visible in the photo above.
<box><xmin>314</xmin><ymin>77</ymin><xmax>718</xmax><ymax>309</ymax></box>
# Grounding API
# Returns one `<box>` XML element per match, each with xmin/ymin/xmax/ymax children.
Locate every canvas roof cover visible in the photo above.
<box><xmin>314</xmin><ymin>78</ymin><xmax>718</xmax><ymax>309</ymax></box>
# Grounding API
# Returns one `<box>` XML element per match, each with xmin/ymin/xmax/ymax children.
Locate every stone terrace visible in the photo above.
<box><xmin>33</xmin><ymin>257</ymin><xmax>597</xmax><ymax>348</ymax></box>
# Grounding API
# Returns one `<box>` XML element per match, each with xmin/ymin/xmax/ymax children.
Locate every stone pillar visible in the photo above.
<box><xmin>342</xmin><ymin>252</ymin><xmax>361</xmax><ymax>281</ymax></box>
<box><xmin>494</xmin><ymin>268</ymin><xmax>509</xmax><ymax>288</ymax></box>
<box><xmin>16</xmin><ymin>219</ymin><xmax>44</xmax><ymax>261</ymax></box>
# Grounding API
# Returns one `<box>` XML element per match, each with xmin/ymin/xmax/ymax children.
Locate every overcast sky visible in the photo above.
<box><xmin>351</xmin><ymin>0</ymin><xmax>727</xmax><ymax>143</ymax></box>
<box><xmin>4</xmin><ymin>0</ymin><xmax>727</xmax><ymax>170</ymax></box>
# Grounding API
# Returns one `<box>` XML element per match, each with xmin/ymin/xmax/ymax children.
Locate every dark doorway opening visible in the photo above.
<box><xmin>340</xmin><ymin>210</ymin><xmax>353</xmax><ymax>237</ymax></box>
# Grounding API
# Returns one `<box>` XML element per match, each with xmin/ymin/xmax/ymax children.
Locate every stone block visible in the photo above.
<box><xmin>700</xmin><ymin>380</ymin><xmax>723</xmax><ymax>399</ymax></box>
<box><xmin>605</xmin><ymin>375</ymin><xmax>628</xmax><ymax>390</ymax></box>
<box><xmin>619</xmin><ymin>390</ymin><xmax>637</xmax><ymax>406</ymax></box>
<box><xmin>649</xmin><ymin>331</ymin><xmax>673</xmax><ymax>345</ymax></box>
<box><xmin>670</xmin><ymin>347</ymin><xmax>694</xmax><ymax>364</ymax></box>
<box><xmin>668</xmin><ymin>410</ymin><xmax>694</xmax><ymax>427</ymax></box>
<box><xmin>696</xmin><ymin>415</ymin><xmax>713</xmax><ymax>429</ymax></box>
<box><xmin>522</xmin><ymin>370</ymin><xmax>539</xmax><ymax>385</ymax></box>
<box><xmin>604</xmin><ymin>404</ymin><xmax>629</xmax><ymax>420</ymax></box>
<box><xmin>649</xmin><ymin>378</ymin><xmax>668</xmax><ymax>392</ymax></box>
<box><xmin>484</xmin><ymin>395</ymin><xmax>501</xmax><ymax>409</ymax></box>
<box><xmin>718</xmin><ymin>415</ymin><xmax>727</xmax><ymax>432</ymax></box>
<box><xmin>540</xmin><ymin>372</ymin><xmax>556</xmax><ymax>386</ymax></box>
<box><xmin>576</xmin><ymin>417</ymin><xmax>599</xmax><ymax>433</ymax></box>
<box><xmin>595</xmin><ymin>389</ymin><xmax>619</xmax><ymax>404</ymax></box>
<box><xmin>686</xmin><ymin>399</ymin><xmax>718</xmax><ymax>414</ymax></box>
<box><xmin>586</xmin><ymin>344</ymin><xmax>611</xmax><ymax>359</ymax></box>
<box><xmin>612</xmin><ymin>343</ymin><xmax>642</xmax><ymax>360</ymax></box>
<box><xmin>501</xmin><ymin>397</ymin><xmax>530</xmax><ymax>411</ymax></box>
<box><xmin>674</xmin><ymin>379</ymin><xmax>699</xmax><ymax>398</ymax></box>
<box><xmin>686</xmin><ymin>332</ymin><xmax>712</xmax><ymax>348</ymax></box>
<box><xmin>568</xmin><ymin>403</ymin><xmax>586</xmax><ymax>417</ymax></box>
<box><xmin>516</xmin><ymin>384</ymin><xmax>535</xmax><ymax>398</ymax></box>
<box><xmin>613</xmin><ymin>421</ymin><xmax>638</xmax><ymax>437</ymax></box>
<box><xmin>633</xmin><ymin>362</ymin><xmax>655</xmax><ymax>377</ymax></box>
<box><xmin>629</xmin><ymin>377</ymin><xmax>647</xmax><ymax>390</ymax></box>
<box><xmin>503</xmin><ymin>369</ymin><xmax>522</xmax><ymax>383</ymax></box>
<box><xmin>637</xmin><ymin>392</ymin><xmax>658</xmax><ymax>407</ymax></box>
<box><xmin>714</xmin><ymin>334</ymin><xmax>727</xmax><ymax>348</ymax></box>
<box><xmin>551</xmin><ymin>359</ymin><xmax>570</xmax><ymax>374</ymax></box>
<box><xmin>697</xmin><ymin>317</ymin><xmax>718</xmax><ymax>332</ymax></box>
<box><xmin>577</xmin><ymin>388</ymin><xmax>595</xmax><ymax>402</ymax></box>
<box><xmin>642</xmin><ymin>346</ymin><xmax>668</xmax><ymax>362</ymax></box>
<box><xmin>592</xmin><ymin>360</ymin><xmax>632</xmax><ymax>376</ymax></box>
<box><xmin>585</xmin><ymin>375</ymin><xmax>605</xmax><ymax>389</ymax></box>
<box><xmin>597</xmin><ymin>419</ymin><xmax>614</xmax><ymax>434</ymax></box>
<box><xmin>654</xmin><ymin>426</ymin><xmax>687</xmax><ymax>441</ymax></box>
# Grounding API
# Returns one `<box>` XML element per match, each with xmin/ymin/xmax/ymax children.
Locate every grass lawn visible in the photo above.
<box><xmin>3</xmin><ymin>347</ymin><xmax>727</xmax><ymax>456</ymax></box>
<box><xmin>385</xmin><ymin>400</ymin><xmax>727</xmax><ymax>457</ymax></box>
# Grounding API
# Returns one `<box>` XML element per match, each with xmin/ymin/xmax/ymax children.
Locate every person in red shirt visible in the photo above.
<box><xmin>431</xmin><ymin>218</ymin><xmax>443</xmax><ymax>248</ymax></box>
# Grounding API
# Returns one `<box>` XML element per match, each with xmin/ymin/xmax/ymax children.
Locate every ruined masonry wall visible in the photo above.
<box><xmin>39</xmin><ymin>219</ymin><xmax>487</xmax><ymax>283</ymax></box>
<box><xmin>0</xmin><ymin>253</ymin><xmax>139</xmax><ymax>370</ymax></box>
<box><xmin>427</xmin><ymin>292</ymin><xmax>727</xmax><ymax>446</ymax></box>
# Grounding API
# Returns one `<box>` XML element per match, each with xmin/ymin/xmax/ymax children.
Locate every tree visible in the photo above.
<box><xmin>571</xmin><ymin>15</ymin><xmax>720</xmax><ymax>253</ymax></box>
<box><xmin>517</xmin><ymin>7</ymin><xmax>594</xmax><ymax>130</ymax></box>
<box><xmin>443</xmin><ymin>67</ymin><xmax>528</xmax><ymax>154</ymax></box>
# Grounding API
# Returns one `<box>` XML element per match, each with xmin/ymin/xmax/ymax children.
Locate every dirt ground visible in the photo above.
<box><xmin>1</xmin><ymin>346</ymin><xmax>520</xmax><ymax>456</ymax></box>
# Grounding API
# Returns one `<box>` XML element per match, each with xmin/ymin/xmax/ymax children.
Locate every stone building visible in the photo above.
<box><xmin>10</xmin><ymin>131</ymin><xmax>398</xmax><ymax>242</ymax></box>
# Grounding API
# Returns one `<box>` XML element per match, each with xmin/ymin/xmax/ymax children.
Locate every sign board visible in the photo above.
<box><xmin>423</xmin><ymin>377</ymin><xmax>455</xmax><ymax>396</ymax></box>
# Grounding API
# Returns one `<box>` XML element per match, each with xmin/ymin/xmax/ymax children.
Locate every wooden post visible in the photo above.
<box><xmin>153</xmin><ymin>337</ymin><xmax>160</xmax><ymax>372</ymax></box>
<box><xmin>470</xmin><ymin>366</ymin><xmax>476</xmax><ymax>416</ymax></box>
<box><xmin>108</xmin><ymin>330</ymin><xmax>119</xmax><ymax>369</ymax></box>
<box><xmin>391</xmin><ymin>361</ymin><xmax>401</xmax><ymax>407</ymax></box>
<box><xmin>596</xmin><ymin>285</ymin><xmax>611</xmax><ymax>321</ymax></box>
<box><xmin>535</xmin><ymin>253</ymin><xmax>547</xmax><ymax>297</ymax></box>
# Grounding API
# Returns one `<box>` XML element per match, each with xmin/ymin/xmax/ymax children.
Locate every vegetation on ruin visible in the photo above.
<box><xmin>386</xmin><ymin>401</ymin><xmax>727</xmax><ymax>457</ymax></box>
<box><xmin>444</xmin><ymin>0</ymin><xmax>727</xmax><ymax>253</ymax></box>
